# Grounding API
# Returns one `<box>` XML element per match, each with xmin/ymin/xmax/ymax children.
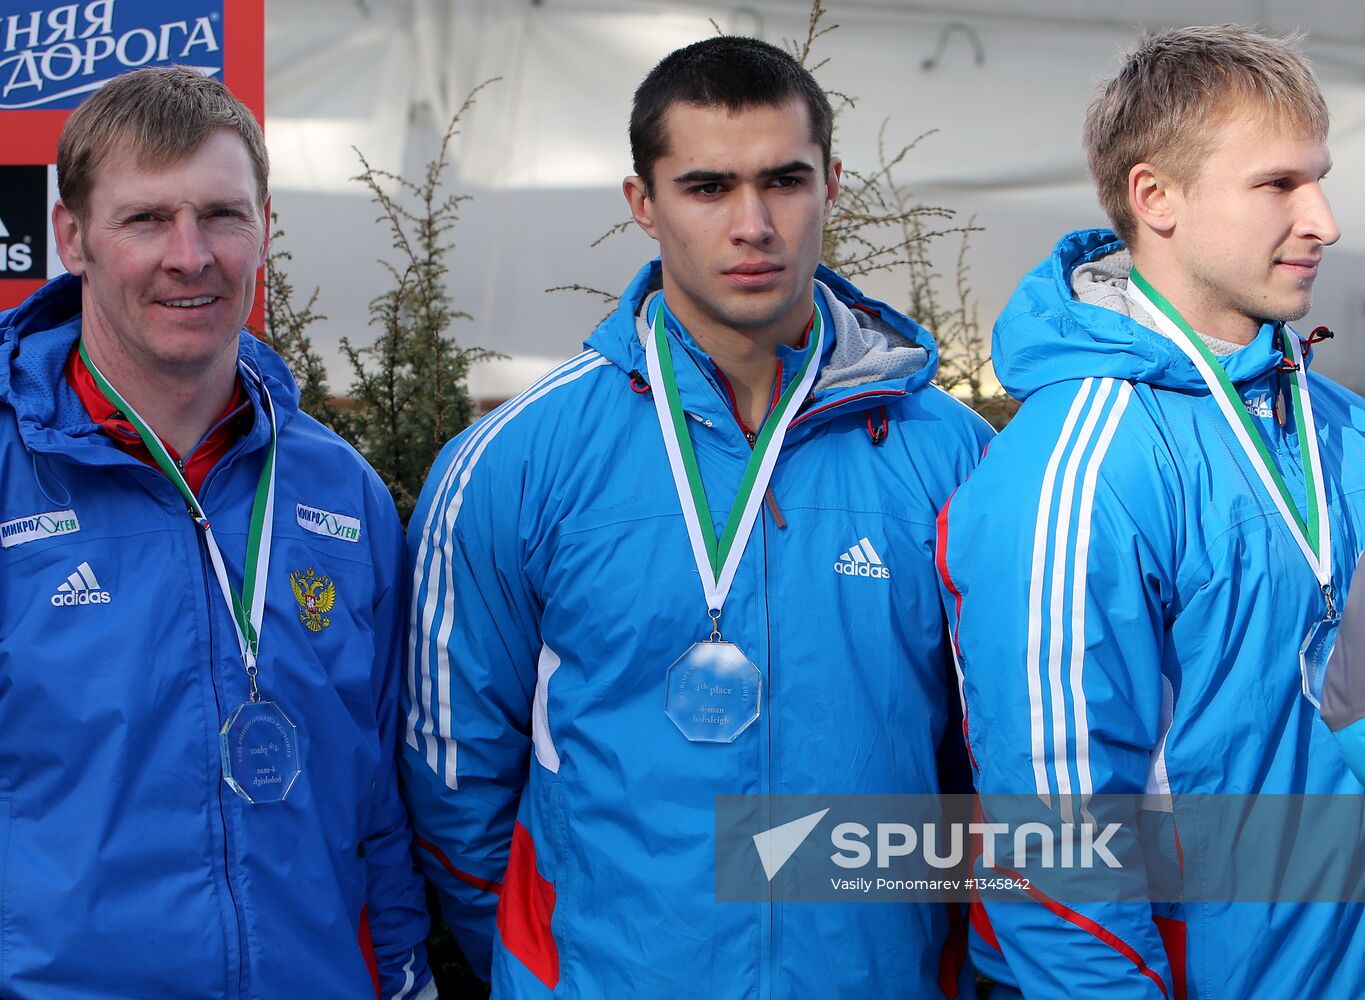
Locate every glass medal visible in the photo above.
<box><xmin>219</xmin><ymin>700</ymin><xmax>302</xmax><ymax>804</ymax></box>
<box><xmin>1301</xmin><ymin>617</ymin><xmax>1341</xmax><ymax>710</ymax></box>
<box><xmin>665</xmin><ymin>640</ymin><xmax>761</xmax><ymax>743</ymax></box>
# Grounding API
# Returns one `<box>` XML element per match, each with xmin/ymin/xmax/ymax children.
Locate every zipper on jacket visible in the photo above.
<box><xmin>760</xmin><ymin>504</ymin><xmax>778</xmax><ymax>1000</ymax></box>
<box><xmin>735</xmin><ymin>422</ymin><xmax>780</xmax><ymax>998</ymax></box>
<box><xmin>162</xmin><ymin>393</ymin><xmax>262</xmax><ymax>998</ymax></box>
<box><xmin>109</xmin><ymin>465</ymin><xmax>248</xmax><ymax>984</ymax></box>
<box><xmin>70</xmin><ymin>440</ymin><xmax>258</xmax><ymax>997</ymax></box>
<box><xmin>192</xmin><ymin>499</ymin><xmax>248</xmax><ymax>998</ymax></box>
<box><xmin>744</xmin><ymin>415</ymin><xmax>788</xmax><ymax>529</ymax></box>
<box><xmin>731</xmin><ymin>421</ymin><xmax>780</xmax><ymax>999</ymax></box>
<box><xmin>196</xmin><ymin>388</ymin><xmax>289</xmax><ymax>999</ymax></box>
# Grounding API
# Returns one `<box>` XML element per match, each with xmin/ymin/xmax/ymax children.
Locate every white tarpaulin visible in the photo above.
<box><xmin>266</xmin><ymin>0</ymin><xmax>1365</xmax><ymax>398</ymax></box>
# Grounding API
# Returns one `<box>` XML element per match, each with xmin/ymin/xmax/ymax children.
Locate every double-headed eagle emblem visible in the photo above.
<box><xmin>289</xmin><ymin>567</ymin><xmax>336</xmax><ymax>632</ymax></box>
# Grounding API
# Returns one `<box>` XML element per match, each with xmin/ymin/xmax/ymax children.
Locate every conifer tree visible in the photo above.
<box><xmin>344</xmin><ymin>83</ymin><xmax>500</xmax><ymax>521</ymax></box>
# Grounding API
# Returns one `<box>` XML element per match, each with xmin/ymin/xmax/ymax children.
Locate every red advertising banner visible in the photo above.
<box><xmin>0</xmin><ymin>0</ymin><xmax>265</xmax><ymax>311</ymax></box>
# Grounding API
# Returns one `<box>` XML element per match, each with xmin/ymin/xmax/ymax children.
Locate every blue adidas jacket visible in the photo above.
<box><xmin>403</xmin><ymin>261</ymin><xmax>993</xmax><ymax>997</ymax></box>
<box><xmin>937</xmin><ymin>230</ymin><xmax>1365</xmax><ymax>998</ymax></box>
<box><xmin>0</xmin><ymin>275</ymin><xmax>433</xmax><ymax>1000</ymax></box>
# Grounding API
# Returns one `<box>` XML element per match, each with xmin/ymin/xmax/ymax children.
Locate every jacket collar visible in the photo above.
<box><xmin>584</xmin><ymin>260</ymin><xmax>940</xmax><ymax>418</ymax></box>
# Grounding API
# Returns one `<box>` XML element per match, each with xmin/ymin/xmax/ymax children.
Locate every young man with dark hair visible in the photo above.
<box><xmin>404</xmin><ymin>34</ymin><xmax>991</xmax><ymax>996</ymax></box>
<box><xmin>0</xmin><ymin>67</ymin><xmax>434</xmax><ymax>998</ymax></box>
<box><xmin>937</xmin><ymin>25</ymin><xmax>1365</xmax><ymax>998</ymax></box>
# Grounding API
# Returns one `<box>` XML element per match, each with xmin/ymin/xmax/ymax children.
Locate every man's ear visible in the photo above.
<box><xmin>51</xmin><ymin>200</ymin><xmax>87</xmax><ymax>277</ymax></box>
<box><xmin>259</xmin><ymin>195</ymin><xmax>271</xmax><ymax>269</ymax></box>
<box><xmin>823</xmin><ymin>155</ymin><xmax>843</xmax><ymax>220</ymax></box>
<box><xmin>622</xmin><ymin>175</ymin><xmax>659</xmax><ymax>241</ymax></box>
<box><xmin>1128</xmin><ymin>162</ymin><xmax>1178</xmax><ymax>237</ymax></box>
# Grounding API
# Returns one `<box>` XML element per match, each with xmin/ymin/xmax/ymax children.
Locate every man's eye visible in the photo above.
<box><xmin>771</xmin><ymin>176</ymin><xmax>801</xmax><ymax>188</ymax></box>
<box><xmin>691</xmin><ymin>183</ymin><xmax>724</xmax><ymax>196</ymax></box>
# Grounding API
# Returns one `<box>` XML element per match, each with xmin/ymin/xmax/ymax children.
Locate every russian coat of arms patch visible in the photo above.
<box><xmin>289</xmin><ymin>567</ymin><xmax>336</xmax><ymax>632</ymax></box>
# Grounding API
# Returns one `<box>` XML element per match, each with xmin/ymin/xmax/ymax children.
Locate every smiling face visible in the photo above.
<box><xmin>53</xmin><ymin>127</ymin><xmax>267</xmax><ymax>385</ymax></box>
<box><xmin>623</xmin><ymin>98</ymin><xmax>840</xmax><ymax>350</ymax></box>
<box><xmin>1142</xmin><ymin>106</ymin><xmax>1338</xmax><ymax>343</ymax></box>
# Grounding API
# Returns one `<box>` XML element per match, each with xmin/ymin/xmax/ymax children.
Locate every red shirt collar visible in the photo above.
<box><xmin>65</xmin><ymin>344</ymin><xmax>251</xmax><ymax>494</ymax></box>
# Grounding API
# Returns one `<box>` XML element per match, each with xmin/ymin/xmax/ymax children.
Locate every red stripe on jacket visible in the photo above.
<box><xmin>496</xmin><ymin>822</ymin><xmax>560</xmax><ymax>989</ymax></box>
<box><xmin>935</xmin><ymin>488</ymin><xmax>978</xmax><ymax>771</ymax></box>
<box><xmin>1154</xmin><ymin>916</ymin><xmax>1187</xmax><ymax>1000</ymax></box>
<box><xmin>415</xmin><ymin>836</ymin><xmax>502</xmax><ymax>896</ymax></box>
<box><xmin>357</xmin><ymin>904</ymin><xmax>381</xmax><ymax>999</ymax></box>
<box><xmin>993</xmin><ymin>865</ymin><xmax>1171</xmax><ymax>999</ymax></box>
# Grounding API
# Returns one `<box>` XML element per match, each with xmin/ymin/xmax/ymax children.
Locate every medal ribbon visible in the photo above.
<box><xmin>1126</xmin><ymin>270</ymin><xmax>1330</xmax><ymax>586</ymax></box>
<box><xmin>79</xmin><ymin>341</ymin><xmax>278</xmax><ymax>693</ymax></box>
<box><xmin>644</xmin><ymin>298</ymin><xmax>825</xmax><ymax>616</ymax></box>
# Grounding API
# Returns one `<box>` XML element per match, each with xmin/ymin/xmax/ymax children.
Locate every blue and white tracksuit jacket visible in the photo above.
<box><xmin>403</xmin><ymin>261</ymin><xmax>994</xmax><ymax>998</ymax></box>
<box><xmin>0</xmin><ymin>274</ymin><xmax>433</xmax><ymax>1000</ymax></box>
<box><xmin>937</xmin><ymin>230</ymin><xmax>1365</xmax><ymax>998</ymax></box>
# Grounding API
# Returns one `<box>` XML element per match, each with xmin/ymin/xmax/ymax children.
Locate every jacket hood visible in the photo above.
<box><xmin>584</xmin><ymin>260</ymin><xmax>939</xmax><ymax>401</ymax></box>
<box><xmin>995</xmin><ymin>228</ymin><xmax>1299</xmax><ymax>401</ymax></box>
<box><xmin>0</xmin><ymin>273</ymin><xmax>301</xmax><ymax>459</ymax></box>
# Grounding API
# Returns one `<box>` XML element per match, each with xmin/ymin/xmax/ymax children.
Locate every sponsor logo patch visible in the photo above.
<box><xmin>50</xmin><ymin>559</ymin><xmax>110</xmax><ymax>606</ymax></box>
<box><xmin>1244</xmin><ymin>392</ymin><xmax>1274</xmax><ymax>419</ymax></box>
<box><xmin>1</xmin><ymin>508</ymin><xmax>79</xmax><ymax>548</ymax></box>
<box><xmin>289</xmin><ymin>567</ymin><xmax>335</xmax><ymax>632</ymax></box>
<box><xmin>295</xmin><ymin>503</ymin><xmax>361</xmax><ymax>543</ymax></box>
<box><xmin>834</xmin><ymin>536</ymin><xmax>891</xmax><ymax>580</ymax></box>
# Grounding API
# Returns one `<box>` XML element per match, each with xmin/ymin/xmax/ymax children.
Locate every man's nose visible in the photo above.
<box><xmin>730</xmin><ymin>186</ymin><xmax>775</xmax><ymax>246</ymax></box>
<box><xmin>163</xmin><ymin>215</ymin><xmax>214</xmax><ymax>275</ymax></box>
<box><xmin>1299</xmin><ymin>184</ymin><xmax>1341</xmax><ymax>248</ymax></box>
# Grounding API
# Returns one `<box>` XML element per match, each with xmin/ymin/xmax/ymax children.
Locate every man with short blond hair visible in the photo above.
<box><xmin>937</xmin><ymin>24</ymin><xmax>1365</xmax><ymax>998</ymax></box>
<box><xmin>0</xmin><ymin>67</ymin><xmax>434</xmax><ymax>998</ymax></box>
<box><xmin>1083</xmin><ymin>23</ymin><xmax>1329</xmax><ymax>244</ymax></box>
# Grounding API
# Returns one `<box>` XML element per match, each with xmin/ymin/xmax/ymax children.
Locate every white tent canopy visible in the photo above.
<box><xmin>266</xmin><ymin>0</ymin><xmax>1365</xmax><ymax>398</ymax></box>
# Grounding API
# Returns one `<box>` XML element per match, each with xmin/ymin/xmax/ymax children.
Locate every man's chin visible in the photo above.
<box><xmin>1269</xmin><ymin>300</ymin><xmax>1313</xmax><ymax>325</ymax></box>
<box><xmin>148</xmin><ymin>343</ymin><xmax>241</xmax><ymax>380</ymax></box>
<box><xmin>1246</xmin><ymin>288</ymin><xmax>1313</xmax><ymax>326</ymax></box>
<box><xmin>713</xmin><ymin>295</ymin><xmax>808</xmax><ymax>333</ymax></box>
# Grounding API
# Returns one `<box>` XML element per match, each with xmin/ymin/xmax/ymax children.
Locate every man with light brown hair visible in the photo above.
<box><xmin>937</xmin><ymin>25</ymin><xmax>1365</xmax><ymax>998</ymax></box>
<box><xmin>0</xmin><ymin>67</ymin><xmax>435</xmax><ymax>998</ymax></box>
